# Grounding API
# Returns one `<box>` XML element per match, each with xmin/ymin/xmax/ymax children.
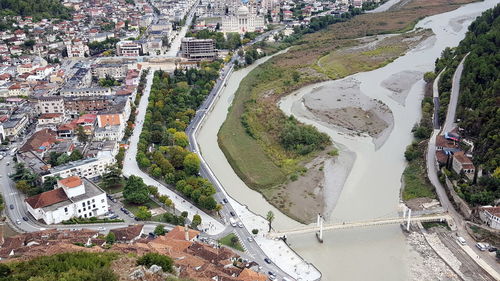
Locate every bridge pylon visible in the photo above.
<box><xmin>315</xmin><ymin>213</ymin><xmax>324</xmax><ymax>243</ymax></box>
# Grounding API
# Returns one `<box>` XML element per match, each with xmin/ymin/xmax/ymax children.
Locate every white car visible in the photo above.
<box><xmin>15</xmin><ymin>219</ymin><xmax>21</xmax><ymax>225</ymax></box>
<box><xmin>247</xmin><ymin>237</ymin><xmax>253</xmax><ymax>242</ymax></box>
<box><xmin>98</xmin><ymin>227</ymin><xmax>106</xmax><ymax>231</ymax></box>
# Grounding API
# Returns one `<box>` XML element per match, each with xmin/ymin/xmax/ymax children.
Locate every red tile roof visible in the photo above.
<box><xmin>25</xmin><ymin>188</ymin><xmax>68</xmax><ymax>209</ymax></box>
<box><xmin>166</xmin><ymin>226</ymin><xmax>199</xmax><ymax>241</ymax></box>
<box><xmin>58</xmin><ymin>176</ymin><xmax>82</xmax><ymax>188</ymax></box>
<box><xmin>110</xmin><ymin>225</ymin><xmax>143</xmax><ymax>242</ymax></box>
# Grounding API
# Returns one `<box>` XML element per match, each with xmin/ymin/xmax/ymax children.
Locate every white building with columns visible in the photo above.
<box><xmin>222</xmin><ymin>6</ymin><xmax>265</xmax><ymax>34</ymax></box>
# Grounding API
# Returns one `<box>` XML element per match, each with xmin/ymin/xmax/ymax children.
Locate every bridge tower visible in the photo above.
<box><xmin>315</xmin><ymin>214</ymin><xmax>324</xmax><ymax>243</ymax></box>
<box><xmin>402</xmin><ymin>207</ymin><xmax>412</xmax><ymax>231</ymax></box>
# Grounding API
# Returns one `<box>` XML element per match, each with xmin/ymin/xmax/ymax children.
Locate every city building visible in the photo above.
<box><xmin>25</xmin><ymin>176</ymin><xmax>108</xmax><ymax>224</ymax></box>
<box><xmin>92</xmin><ymin>63</ymin><xmax>129</xmax><ymax>80</ymax></box>
<box><xmin>65</xmin><ymin>39</ymin><xmax>90</xmax><ymax>58</ymax></box>
<box><xmin>479</xmin><ymin>206</ymin><xmax>500</xmax><ymax>230</ymax></box>
<box><xmin>116</xmin><ymin>41</ymin><xmax>143</xmax><ymax>56</ymax></box>
<box><xmin>180</xmin><ymin>38</ymin><xmax>217</xmax><ymax>61</ymax></box>
<box><xmin>452</xmin><ymin>151</ymin><xmax>475</xmax><ymax>180</ymax></box>
<box><xmin>41</xmin><ymin>156</ymin><xmax>115</xmax><ymax>182</ymax></box>
<box><xmin>60</xmin><ymin>87</ymin><xmax>112</xmax><ymax>97</ymax></box>
<box><xmin>222</xmin><ymin>6</ymin><xmax>265</xmax><ymax>34</ymax></box>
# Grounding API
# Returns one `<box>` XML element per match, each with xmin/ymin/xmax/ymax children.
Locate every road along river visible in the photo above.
<box><xmin>198</xmin><ymin>0</ymin><xmax>498</xmax><ymax>280</ymax></box>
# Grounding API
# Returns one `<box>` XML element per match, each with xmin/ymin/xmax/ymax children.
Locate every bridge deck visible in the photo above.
<box><xmin>271</xmin><ymin>214</ymin><xmax>450</xmax><ymax>237</ymax></box>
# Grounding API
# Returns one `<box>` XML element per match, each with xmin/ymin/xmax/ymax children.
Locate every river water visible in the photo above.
<box><xmin>198</xmin><ymin>0</ymin><xmax>498</xmax><ymax>280</ymax></box>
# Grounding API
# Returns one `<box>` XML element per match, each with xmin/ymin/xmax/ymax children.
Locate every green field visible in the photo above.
<box><xmin>402</xmin><ymin>158</ymin><xmax>436</xmax><ymax>201</ymax></box>
<box><xmin>218</xmin><ymin>233</ymin><xmax>244</xmax><ymax>252</ymax></box>
<box><xmin>122</xmin><ymin>199</ymin><xmax>160</xmax><ymax>217</ymax></box>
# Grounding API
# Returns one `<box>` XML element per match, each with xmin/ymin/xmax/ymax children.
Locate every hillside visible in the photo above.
<box><xmin>0</xmin><ymin>0</ymin><xmax>72</xmax><ymax>21</ymax></box>
<box><xmin>434</xmin><ymin>4</ymin><xmax>499</xmax><ymax>205</ymax></box>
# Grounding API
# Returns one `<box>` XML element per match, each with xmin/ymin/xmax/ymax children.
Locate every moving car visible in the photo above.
<box><xmin>9</xmin><ymin>204</ymin><xmax>14</xmax><ymax>210</ymax></box>
<box><xmin>22</xmin><ymin>216</ymin><xmax>28</xmax><ymax>221</ymax></box>
<box><xmin>247</xmin><ymin>237</ymin><xmax>253</xmax><ymax>242</ymax></box>
<box><xmin>222</xmin><ymin>198</ymin><xmax>228</xmax><ymax>204</ymax></box>
<box><xmin>264</xmin><ymin>257</ymin><xmax>272</xmax><ymax>264</ymax></box>
<box><xmin>229</xmin><ymin>211</ymin><xmax>235</xmax><ymax>216</ymax></box>
<box><xmin>15</xmin><ymin>219</ymin><xmax>21</xmax><ymax>225</ymax></box>
<box><xmin>456</xmin><ymin>237</ymin><xmax>466</xmax><ymax>245</ymax></box>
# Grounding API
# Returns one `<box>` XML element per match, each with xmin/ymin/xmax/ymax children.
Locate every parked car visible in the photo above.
<box><xmin>22</xmin><ymin>216</ymin><xmax>28</xmax><ymax>221</ymax></box>
<box><xmin>488</xmin><ymin>247</ymin><xmax>497</xmax><ymax>252</ymax></box>
<box><xmin>237</xmin><ymin>222</ymin><xmax>244</xmax><ymax>228</ymax></box>
<box><xmin>98</xmin><ymin>227</ymin><xmax>106</xmax><ymax>231</ymax></box>
<box><xmin>229</xmin><ymin>211</ymin><xmax>235</xmax><ymax>216</ymax></box>
<box><xmin>456</xmin><ymin>236</ymin><xmax>466</xmax><ymax>245</ymax></box>
<box><xmin>15</xmin><ymin>219</ymin><xmax>20</xmax><ymax>225</ymax></box>
<box><xmin>110</xmin><ymin>215</ymin><xmax>119</xmax><ymax>219</ymax></box>
<box><xmin>222</xmin><ymin>198</ymin><xmax>228</xmax><ymax>204</ymax></box>
<box><xmin>9</xmin><ymin>204</ymin><xmax>14</xmax><ymax>210</ymax></box>
<box><xmin>264</xmin><ymin>257</ymin><xmax>272</xmax><ymax>264</ymax></box>
<box><xmin>476</xmin><ymin>242</ymin><xmax>488</xmax><ymax>251</ymax></box>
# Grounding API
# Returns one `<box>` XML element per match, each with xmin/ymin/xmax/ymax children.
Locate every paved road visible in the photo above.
<box><xmin>426</xmin><ymin>62</ymin><xmax>500</xmax><ymax>276</ymax></box>
<box><xmin>164</xmin><ymin>1</ymin><xmax>199</xmax><ymax>57</ymax></box>
<box><xmin>442</xmin><ymin>54</ymin><xmax>468</xmax><ymax>134</ymax></box>
<box><xmin>432</xmin><ymin>69</ymin><xmax>445</xmax><ymax>129</ymax></box>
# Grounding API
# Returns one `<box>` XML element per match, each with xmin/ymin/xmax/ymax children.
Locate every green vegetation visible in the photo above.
<box><xmin>123</xmin><ymin>175</ymin><xmax>150</xmax><ymax>204</ymax></box>
<box><xmin>0</xmin><ymin>0</ymin><xmax>72</xmax><ymax>24</ymax></box>
<box><xmin>422</xmin><ymin>221</ymin><xmax>450</xmax><ymax>230</ymax></box>
<box><xmin>0</xmin><ymin>252</ymin><xmax>118</xmax><ymax>280</ymax></box>
<box><xmin>153</xmin><ymin>212</ymin><xmax>186</xmax><ymax>225</ymax></box>
<box><xmin>191</xmin><ymin>214</ymin><xmax>202</xmax><ymax>229</ymax></box>
<box><xmin>10</xmin><ymin>163</ymin><xmax>41</xmax><ymax>196</ymax></box>
<box><xmin>153</xmin><ymin>224</ymin><xmax>167</xmax><ymax>236</ymax></box>
<box><xmin>432</xmin><ymin>5</ymin><xmax>500</xmax><ymax>206</ymax></box>
<box><xmin>218</xmin><ymin>233</ymin><xmax>244</xmax><ymax>252</ymax></box>
<box><xmin>135</xmin><ymin>206</ymin><xmax>152</xmax><ymax>221</ymax></box>
<box><xmin>402</xmin><ymin>156</ymin><xmax>436</xmax><ymax>201</ymax></box>
<box><xmin>101</xmin><ymin>164</ymin><xmax>125</xmax><ymax>194</ymax></box>
<box><xmin>99</xmin><ymin>75</ymin><xmax>121</xmax><ymax>87</ymax></box>
<box><xmin>47</xmin><ymin>150</ymin><xmax>83</xmax><ymax>167</ymax></box>
<box><xmin>106</xmin><ymin>232</ymin><xmax>116</xmax><ymax>245</ymax></box>
<box><xmin>138</xmin><ymin>66</ymin><xmax>221</xmax><ymax>210</ymax></box>
<box><xmin>137</xmin><ymin>253</ymin><xmax>174</xmax><ymax>273</ymax></box>
<box><xmin>88</xmin><ymin>38</ymin><xmax>120</xmax><ymax>56</ymax></box>
<box><xmin>185</xmin><ymin>30</ymin><xmax>241</xmax><ymax>50</ymax></box>
<box><xmin>122</xmin><ymin>198</ymin><xmax>159</xmax><ymax>218</ymax></box>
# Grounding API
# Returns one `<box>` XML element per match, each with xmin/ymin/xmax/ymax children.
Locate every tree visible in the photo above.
<box><xmin>154</xmin><ymin>224</ymin><xmax>166</xmax><ymax>236</ymax></box>
<box><xmin>56</xmin><ymin>153</ymin><xmax>70</xmax><ymax>166</ymax></box>
<box><xmin>105</xmin><ymin>232</ymin><xmax>116</xmax><ymax>245</ymax></box>
<box><xmin>76</xmin><ymin>125</ymin><xmax>88</xmax><ymax>143</ymax></box>
<box><xmin>423</xmin><ymin>71</ymin><xmax>436</xmax><ymax>83</ymax></box>
<box><xmin>69</xmin><ymin>149</ymin><xmax>83</xmax><ymax>161</ymax></box>
<box><xmin>41</xmin><ymin>176</ymin><xmax>58</xmax><ymax>192</ymax></box>
<box><xmin>137</xmin><ymin>253</ymin><xmax>174</xmax><ymax>273</ymax></box>
<box><xmin>136</xmin><ymin>206</ymin><xmax>152</xmax><ymax>221</ymax></box>
<box><xmin>123</xmin><ymin>175</ymin><xmax>149</xmax><ymax>204</ymax></box>
<box><xmin>266</xmin><ymin>211</ymin><xmax>275</xmax><ymax>232</ymax></box>
<box><xmin>102</xmin><ymin>165</ymin><xmax>122</xmax><ymax>189</ymax></box>
<box><xmin>0</xmin><ymin>263</ymin><xmax>11</xmax><ymax>277</ymax></box>
<box><xmin>173</xmin><ymin>131</ymin><xmax>189</xmax><ymax>147</ymax></box>
<box><xmin>191</xmin><ymin>214</ymin><xmax>202</xmax><ymax>228</ymax></box>
<box><xmin>230</xmin><ymin>235</ymin><xmax>239</xmax><ymax>246</ymax></box>
<box><xmin>16</xmin><ymin>180</ymin><xmax>32</xmax><ymax>194</ymax></box>
<box><xmin>252</xmin><ymin>229</ymin><xmax>259</xmax><ymax>235</ymax></box>
<box><xmin>183</xmin><ymin>153</ymin><xmax>200</xmax><ymax>175</ymax></box>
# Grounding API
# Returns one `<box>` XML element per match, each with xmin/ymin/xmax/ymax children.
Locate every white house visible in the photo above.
<box><xmin>479</xmin><ymin>206</ymin><xmax>500</xmax><ymax>230</ymax></box>
<box><xmin>25</xmin><ymin>176</ymin><xmax>108</xmax><ymax>224</ymax></box>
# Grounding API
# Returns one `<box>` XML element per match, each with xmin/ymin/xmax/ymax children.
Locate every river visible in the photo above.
<box><xmin>198</xmin><ymin>0</ymin><xmax>498</xmax><ymax>280</ymax></box>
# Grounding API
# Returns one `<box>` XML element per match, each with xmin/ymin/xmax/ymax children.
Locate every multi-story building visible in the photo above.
<box><xmin>41</xmin><ymin>156</ymin><xmax>115</xmax><ymax>182</ymax></box>
<box><xmin>92</xmin><ymin>63</ymin><xmax>128</xmax><ymax>80</ymax></box>
<box><xmin>60</xmin><ymin>87</ymin><xmax>112</xmax><ymax>97</ymax></box>
<box><xmin>2</xmin><ymin>113</ymin><xmax>29</xmax><ymax>139</ymax></box>
<box><xmin>222</xmin><ymin>5</ymin><xmax>265</xmax><ymax>34</ymax></box>
<box><xmin>25</xmin><ymin>176</ymin><xmax>108</xmax><ymax>224</ymax></box>
<box><xmin>38</xmin><ymin>96</ymin><xmax>65</xmax><ymax>115</ymax></box>
<box><xmin>181</xmin><ymin>38</ymin><xmax>217</xmax><ymax>61</ymax></box>
<box><xmin>64</xmin><ymin>96</ymin><xmax>110</xmax><ymax>117</ymax></box>
<box><xmin>65</xmin><ymin>39</ymin><xmax>90</xmax><ymax>58</ymax></box>
<box><xmin>116</xmin><ymin>41</ymin><xmax>143</xmax><ymax>56</ymax></box>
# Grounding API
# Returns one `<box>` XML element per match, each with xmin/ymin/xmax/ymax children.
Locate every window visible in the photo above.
<box><xmin>101</xmin><ymin>199</ymin><xmax>105</xmax><ymax>203</ymax></box>
<box><xmin>84</xmin><ymin>214</ymin><xmax>87</xmax><ymax>218</ymax></box>
<box><xmin>93</xmin><ymin>204</ymin><xmax>96</xmax><ymax>208</ymax></box>
<box><xmin>78</xmin><ymin>209</ymin><xmax>81</xmax><ymax>213</ymax></box>
<box><xmin>83</xmin><ymin>208</ymin><xmax>86</xmax><ymax>211</ymax></box>
<box><xmin>82</xmin><ymin>202</ymin><xmax>86</xmax><ymax>207</ymax></box>
<box><xmin>64</xmin><ymin>207</ymin><xmax>68</xmax><ymax>213</ymax></box>
<box><xmin>92</xmin><ymin>199</ymin><xmax>95</xmax><ymax>203</ymax></box>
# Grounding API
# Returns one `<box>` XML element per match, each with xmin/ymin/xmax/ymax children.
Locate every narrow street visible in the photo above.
<box><xmin>426</xmin><ymin>55</ymin><xmax>500</xmax><ymax>278</ymax></box>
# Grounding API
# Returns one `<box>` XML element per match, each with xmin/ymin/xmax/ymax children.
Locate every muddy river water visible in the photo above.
<box><xmin>198</xmin><ymin>0</ymin><xmax>498</xmax><ymax>280</ymax></box>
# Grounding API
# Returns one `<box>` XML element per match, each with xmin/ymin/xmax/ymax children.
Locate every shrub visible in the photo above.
<box><xmin>137</xmin><ymin>253</ymin><xmax>174</xmax><ymax>273</ymax></box>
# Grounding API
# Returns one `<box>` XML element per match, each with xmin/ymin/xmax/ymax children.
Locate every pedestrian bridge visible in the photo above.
<box><xmin>270</xmin><ymin>214</ymin><xmax>451</xmax><ymax>238</ymax></box>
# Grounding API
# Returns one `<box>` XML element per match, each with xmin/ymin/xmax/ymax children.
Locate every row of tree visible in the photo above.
<box><xmin>137</xmin><ymin>67</ymin><xmax>222</xmax><ymax>210</ymax></box>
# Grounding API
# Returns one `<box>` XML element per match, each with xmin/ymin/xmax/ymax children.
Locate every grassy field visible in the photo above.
<box><xmin>402</xmin><ymin>158</ymin><xmax>436</xmax><ymax>201</ymax></box>
<box><xmin>218</xmin><ymin>233</ymin><xmax>244</xmax><ymax>252</ymax></box>
<box><xmin>122</xmin><ymin>199</ymin><xmax>160</xmax><ymax>216</ymax></box>
<box><xmin>219</xmin><ymin>0</ymin><xmax>477</xmax><ymax>214</ymax></box>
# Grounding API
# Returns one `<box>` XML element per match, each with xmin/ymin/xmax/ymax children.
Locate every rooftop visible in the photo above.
<box><xmin>59</xmin><ymin>176</ymin><xmax>82</xmax><ymax>188</ymax></box>
<box><xmin>25</xmin><ymin>188</ymin><xmax>68</xmax><ymax>209</ymax></box>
